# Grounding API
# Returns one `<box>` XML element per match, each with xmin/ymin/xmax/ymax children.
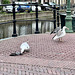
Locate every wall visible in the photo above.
<box><xmin>0</xmin><ymin>11</ymin><xmax>53</xmax><ymax>22</ymax></box>
<box><xmin>10</xmin><ymin>0</ymin><xmax>75</xmax><ymax>5</ymax></box>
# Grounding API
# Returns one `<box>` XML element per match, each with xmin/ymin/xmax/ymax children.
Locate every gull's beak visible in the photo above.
<box><xmin>66</xmin><ymin>27</ymin><xmax>69</xmax><ymax>30</ymax></box>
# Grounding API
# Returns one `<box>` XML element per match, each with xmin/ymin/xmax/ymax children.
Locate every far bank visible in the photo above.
<box><xmin>0</xmin><ymin>11</ymin><xmax>53</xmax><ymax>22</ymax></box>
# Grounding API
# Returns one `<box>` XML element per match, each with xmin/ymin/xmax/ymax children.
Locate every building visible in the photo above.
<box><xmin>0</xmin><ymin>0</ymin><xmax>1</xmax><ymax>4</ymax></box>
<box><xmin>8</xmin><ymin>0</ymin><xmax>75</xmax><ymax>5</ymax></box>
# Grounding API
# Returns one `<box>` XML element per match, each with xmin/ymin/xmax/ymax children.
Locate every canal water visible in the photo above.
<box><xmin>0</xmin><ymin>20</ymin><xmax>54</xmax><ymax>39</ymax></box>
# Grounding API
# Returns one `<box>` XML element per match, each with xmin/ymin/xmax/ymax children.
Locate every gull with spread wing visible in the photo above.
<box><xmin>50</xmin><ymin>26</ymin><xmax>69</xmax><ymax>41</ymax></box>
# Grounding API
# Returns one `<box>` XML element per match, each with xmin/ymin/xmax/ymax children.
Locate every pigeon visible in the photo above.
<box><xmin>10</xmin><ymin>42</ymin><xmax>30</xmax><ymax>56</ymax></box>
<box><xmin>20</xmin><ymin>42</ymin><xmax>30</xmax><ymax>54</ymax></box>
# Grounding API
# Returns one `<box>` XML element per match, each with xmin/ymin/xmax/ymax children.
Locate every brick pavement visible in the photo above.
<box><xmin>0</xmin><ymin>61</ymin><xmax>75</xmax><ymax>75</ymax></box>
<box><xmin>0</xmin><ymin>33</ymin><xmax>75</xmax><ymax>75</ymax></box>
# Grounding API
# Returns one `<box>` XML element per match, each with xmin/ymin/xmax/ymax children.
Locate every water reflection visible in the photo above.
<box><xmin>0</xmin><ymin>21</ymin><xmax>54</xmax><ymax>39</ymax></box>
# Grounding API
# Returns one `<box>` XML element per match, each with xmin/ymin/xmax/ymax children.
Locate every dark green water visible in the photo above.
<box><xmin>0</xmin><ymin>20</ymin><xmax>54</xmax><ymax>39</ymax></box>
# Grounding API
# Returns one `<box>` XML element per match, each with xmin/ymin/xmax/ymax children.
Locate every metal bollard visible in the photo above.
<box><xmin>53</xmin><ymin>5</ymin><xmax>56</xmax><ymax>29</ymax></box>
<box><xmin>12</xmin><ymin>1</ymin><xmax>17</xmax><ymax>37</ymax></box>
<box><xmin>35</xmin><ymin>2</ymin><xmax>40</xmax><ymax>34</ymax></box>
<box><xmin>57</xmin><ymin>7</ymin><xmax>60</xmax><ymax>27</ymax></box>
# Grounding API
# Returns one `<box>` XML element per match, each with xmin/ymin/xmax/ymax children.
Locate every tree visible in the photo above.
<box><xmin>0</xmin><ymin>0</ymin><xmax>10</xmax><ymax>11</ymax></box>
<box><xmin>2</xmin><ymin>0</ymin><xmax>10</xmax><ymax>4</ymax></box>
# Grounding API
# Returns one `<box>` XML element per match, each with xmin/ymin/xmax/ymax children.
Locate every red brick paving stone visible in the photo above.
<box><xmin>33</xmin><ymin>73</ymin><xmax>38</xmax><ymax>75</ymax></box>
<box><xmin>21</xmin><ymin>71</ymin><xmax>25</xmax><ymax>75</ymax></box>
<box><xmin>55</xmin><ymin>68</ymin><xmax>61</xmax><ymax>75</ymax></box>
<box><xmin>64</xmin><ymin>69</ymin><xmax>72</xmax><ymax>75</ymax></box>
<box><xmin>4</xmin><ymin>67</ymin><xmax>6</xmax><ymax>72</ymax></box>
<box><xmin>29</xmin><ymin>72</ymin><xmax>34</xmax><ymax>75</ymax></box>
<box><xmin>11</xmin><ymin>69</ymin><xmax>15</xmax><ymax>74</ymax></box>
<box><xmin>43</xmin><ymin>67</ymin><xmax>48</xmax><ymax>73</ymax></box>
<box><xmin>60</xmin><ymin>68</ymin><xmax>65</xmax><ymax>75</ymax></box>
<box><xmin>14</xmin><ymin>70</ymin><xmax>18</xmax><ymax>75</ymax></box>
<box><xmin>0</xmin><ymin>67</ymin><xmax>3</xmax><ymax>71</ymax></box>
<box><xmin>70</xmin><ymin>69</ymin><xmax>75</xmax><ymax>75</ymax></box>
<box><xmin>38</xmin><ymin>67</ymin><xmax>44</xmax><ymax>73</ymax></box>
<box><xmin>47</xmin><ymin>68</ymin><xmax>53</xmax><ymax>74</ymax></box>
<box><xmin>51</xmin><ymin>68</ymin><xmax>57</xmax><ymax>75</ymax></box>
<box><xmin>32</xmin><ymin>66</ymin><xmax>40</xmax><ymax>72</ymax></box>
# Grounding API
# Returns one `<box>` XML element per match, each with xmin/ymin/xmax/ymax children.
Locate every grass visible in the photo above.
<box><xmin>0</xmin><ymin>10</ymin><xmax>52</xmax><ymax>15</ymax></box>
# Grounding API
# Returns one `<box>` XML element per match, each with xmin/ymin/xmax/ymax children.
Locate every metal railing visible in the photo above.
<box><xmin>0</xmin><ymin>1</ymin><xmax>60</xmax><ymax>37</ymax></box>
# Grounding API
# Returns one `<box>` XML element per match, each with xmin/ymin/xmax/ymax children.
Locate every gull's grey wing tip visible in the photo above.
<box><xmin>50</xmin><ymin>26</ymin><xmax>61</xmax><ymax>35</ymax></box>
<box><xmin>50</xmin><ymin>30</ymin><xmax>55</xmax><ymax>34</ymax></box>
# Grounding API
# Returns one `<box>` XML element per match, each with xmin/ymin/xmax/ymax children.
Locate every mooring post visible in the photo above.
<box><xmin>35</xmin><ymin>2</ymin><xmax>40</xmax><ymax>34</ymax></box>
<box><xmin>53</xmin><ymin>5</ymin><xmax>56</xmax><ymax>29</ymax></box>
<box><xmin>57</xmin><ymin>7</ymin><xmax>60</xmax><ymax>27</ymax></box>
<box><xmin>12</xmin><ymin>1</ymin><xmax>17</xmax><ymax>37</ymax></box>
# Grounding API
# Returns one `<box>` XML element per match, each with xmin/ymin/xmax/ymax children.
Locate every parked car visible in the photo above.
<box><xmin>17</xmin><ymin>2</ymin><xmax>31</xmax><ymax>13</ymax></box>
<box><xmin>17</xmin><ymin>5</ymin><xmax>31</xmax><ymax>12</ymax></box>
<box><xmin>60</xmin><ymin>4</ymin><xmax>67</xmax><ymax>9</ymax></box>
<box><xmin>3</xmin><ymin>6</ymin><xmax>18</xmax><ymax>13</ymax></box>
<box><xmin>29</xmin><ymin>2</ymin><xmax>41</xmax><ymax>11</ymax></box>
<box><xmin>41</xmin><ymin>4</ymin><xmax>50</xmax><ymax>11</ymax></box>
<box><xmin>73</xmin><ymin>4</ymin><xmax>75</xmax><ymax>7</ymax></box>
<box><xmin>48</xmin><ymin>2</ymin><xmax>56</xmax><ymax>7</ymax></box>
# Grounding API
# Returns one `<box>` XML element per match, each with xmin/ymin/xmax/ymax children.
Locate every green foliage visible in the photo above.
<box><xmin>0</xmin><ymin>6</ymin><xmax>2</xmax><ymax>10</ymax></box>
<box><xmin>2</xmin><ymin>0</ymin><xmax>10</xmax><ymax>4</ymax></box>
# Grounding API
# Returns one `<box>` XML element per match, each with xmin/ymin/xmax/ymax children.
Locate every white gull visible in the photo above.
<box><xmin>51</xmin><ymin>26</ymin><xmax>69</xmax><ymax>41</ymax></box>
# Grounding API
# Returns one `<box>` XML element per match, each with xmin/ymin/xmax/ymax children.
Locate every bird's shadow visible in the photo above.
<box><xmin>52</xmin><ymin>39</ymin><xmax>67</xmax><ymax>43</ymax></box>
<box><xmin>9</xmin><ymin>50</ymin><xmax>29</xmax><ymax>56</ymax></box>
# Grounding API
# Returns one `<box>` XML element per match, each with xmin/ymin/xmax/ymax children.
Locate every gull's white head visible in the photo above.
<box><xmin>63</xmin><ymin>26</ymin><xmax>69</xmax><ymax>30</ymax></box>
